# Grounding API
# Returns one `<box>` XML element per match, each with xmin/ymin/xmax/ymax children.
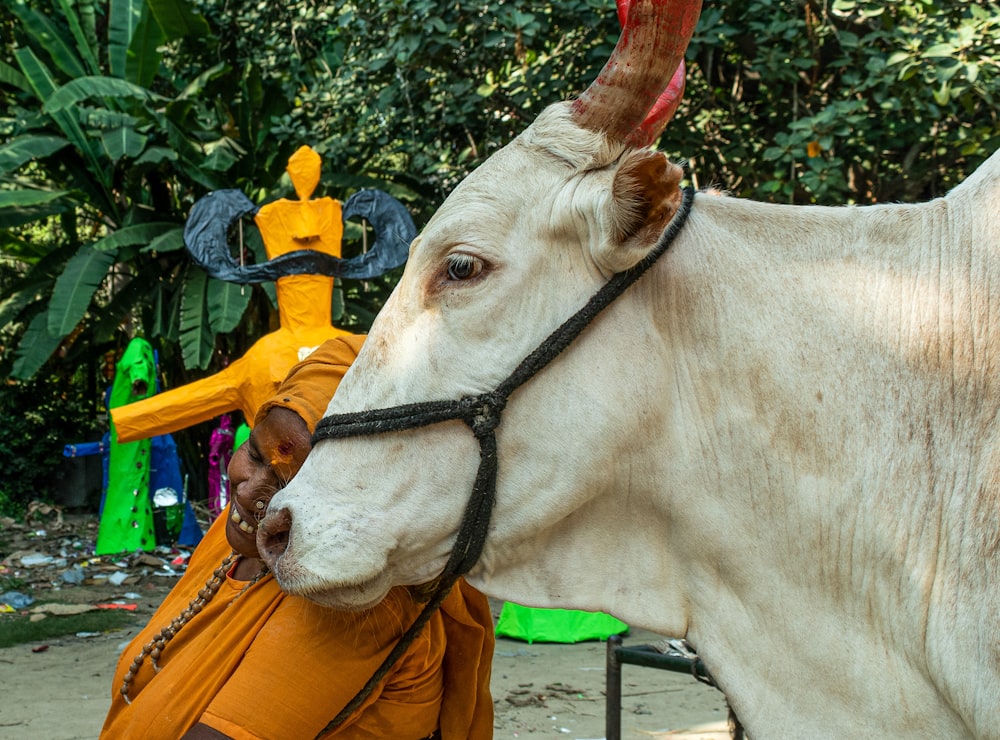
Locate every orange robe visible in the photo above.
<box><xmin>102</xmin><ymin>336</ymin><xmax>495</xmax><ymax>739</ymax></box>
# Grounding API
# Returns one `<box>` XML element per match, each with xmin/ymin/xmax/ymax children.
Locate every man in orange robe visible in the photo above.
<box><xmin>102</xmin><ymin>335</ymin><xmax>495</xmax><ymax>739</ymax></box>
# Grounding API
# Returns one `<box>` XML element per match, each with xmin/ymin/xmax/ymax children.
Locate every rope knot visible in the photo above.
<box><xmin>463</xmin><ymin>391</ymin><xmax>507</xmax><ymax>437</ymax></box>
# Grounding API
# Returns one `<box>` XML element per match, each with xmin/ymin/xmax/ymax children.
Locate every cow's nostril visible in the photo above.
<box><xmin>258</xmin><ymin>507</ymin><xmax>292</xmax><ymax>568</ymax></box>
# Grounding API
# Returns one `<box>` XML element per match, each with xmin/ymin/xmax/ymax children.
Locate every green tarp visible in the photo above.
<box><xmin>495</xmin><ymin>602</ymin><xmax>628</xmax><ymax>644</ymax></box>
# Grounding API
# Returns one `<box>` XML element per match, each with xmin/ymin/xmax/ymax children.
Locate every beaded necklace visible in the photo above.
<box><xmin>119</xmin><ymin>551</ymin><xmax>269</xmax><ymax>704</ymax></box>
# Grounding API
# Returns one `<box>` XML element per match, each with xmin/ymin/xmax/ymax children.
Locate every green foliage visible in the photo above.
<box><xmin>247</xmin><ymin>0</ymin><xmax>999</xmax><ymax>215</ymax></box>
<box><xmin>0</xmin><ymin>371</ymin><xmax>104</xmax><ymax>515</ymax></box>
<box><xmin>673</xmin><ymin>0</ymin><xmax>999</xmax><ymax>204</ymax></box>
<box><xmin>0</xmin><ymin>0</ymin><xmax>444</xmax><ymax>382</ymax></box>
<box><xmin>0</xmin><ymin>0</ymin><xmax>242</xmax><ymax>381</ymax></box>
<box><xmin>295</xmin><ymin>0</ymin><xmax>617</xmax><ymax>221</ymax></box>
<box><xmin>178</xmin><ymin>265</ymin><xmax>213</xmax><ymax>370</ymax></box>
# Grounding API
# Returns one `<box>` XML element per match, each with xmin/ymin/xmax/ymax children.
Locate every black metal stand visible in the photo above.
<box><xmin>605</xmin><ymin>634</ymin><xmax>716</xmax><ymax>740</ymax></box>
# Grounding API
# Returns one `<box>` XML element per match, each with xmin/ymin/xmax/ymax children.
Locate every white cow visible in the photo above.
<box><xmin>259</xmin><ymin>0</ymin><xmax>1000</xmax><ymax>735</ymax></box>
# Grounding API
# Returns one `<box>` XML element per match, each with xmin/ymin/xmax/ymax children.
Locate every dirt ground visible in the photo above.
<box><xmin>0</xmin><ymin>511</ymin><xmax>729</xmax><ymax>740</ymax></box>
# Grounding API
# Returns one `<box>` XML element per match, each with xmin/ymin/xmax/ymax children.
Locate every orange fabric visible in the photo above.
<box><xmin>436</xmin><ymin>579</ymin><xmax>495</xmax><ymax>740</ymax></box>
<box><xmin>103</xmin><ymin>333</ymin><xmax>495</xmax><ymax>739</ymax></box>
<box><xmin>254</xmin><ymin>333</ymin><xmax>367</xmax><ymax>433</ymax></box>
<box><xmin>252</xmin><ymin>179</ymin><xmax>344</xmax><ymax>336</ymax></box>
<box><xmin>102</xmin><ymin>517</ymin><xmax>446</xmax><ymax>739</ymax></box>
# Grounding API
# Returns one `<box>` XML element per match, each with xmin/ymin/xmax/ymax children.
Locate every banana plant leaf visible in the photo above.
<box><xmin>101</xmin><ymin>125</ymin><xmax>147</xmax><ymax>161</ymax></box>
<box><xmin>0</xmin><ymin>135</ymin><xmax>70</xmax><ymax>176</ymax></box>
<box><xmin>108</xmin><ymin>0</ymin><xmax>143</xmax><ymax>79</ymax></box>
<box><xmin>0</xmin><ymin>242</ymin><xmax>75</xmax><ymax>321</ymax></box>
<box><xmin>179</xmin><ymin>265</ymin><xmax>214</xmax><ymax>370</ymax></box>
<box><xmin>47</xmin><ymin>243</ymin><xmax>117</xmax><ymax>336</ymax></box>
<box><xmin>82</xmin><ymin>268</ymin><xmax>172</xmax><ymax>356</ymax></box>
<box><xmin>174</xmin><ymin>62</ymin><xmax>228</xmax><ymax>102</ymax></box>
<box><xmin>0</xmin><ymin>189</ymin><xmax>71</xmax><ymax>229</ymax></box>
<box><xmin>6</xmin><ymin>1</ymin><xmax>88</xmax><ymax>79</ymax></box>
<box><xmin>0</xmin><ymin>59</ymin><xmax>29</xmax><ymax>92</ymax></box>
<box><xmin>207</xmin><ymin>277</ymin><xmax>250</xmax><ymax>335</ymax></box>
<box><xmin>147</xmin><ymin>0</ymin><xmax>211</xmax><ymax>40</ymax></box>
<box><xmin>43</xmin><ymin>75</ymin><xmax>161</xmax><ymax>113</ymax></box>
<box><xmin>15</xmin><ymin>47</ymin><xmax>106</xmax><ymax>187</ymax></box>
<box><xmin>52</xmin><ymin>0</ymin><xmax>102</xmax><ymax>75</ymax></box>
<box><xmin>142</xmin><ymin>226</ymin><xmax>185</xmax><ymax>254</ymax></box>
<box><xmin>134</xmin><ymin>146</ymin><xmax>179</xmax><ymax>167</ymax></box>
<box><xmin>126</xmin><ymin>10</ymin><xmax>165</xmax><ymax>87</ymax></box>
<box><xmin>92</xmin><ymin>222</ymin><xmax>179</xmax><ymax>251</ymax></box>
<box><xmin>152</xmin><ymin>279</ymin><xmax>181</xmax><ymax>343</ymax></box>
<box><xmin>11</xmin><ymin>312</ymin><xmax>63</xmax><ymax>380</ymax></box>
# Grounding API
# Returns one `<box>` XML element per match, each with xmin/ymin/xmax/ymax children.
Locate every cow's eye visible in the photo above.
<box><xmin>445</xmin><ymin>253</ymin><xmax>483</xmax><ymax>281</ymax></box>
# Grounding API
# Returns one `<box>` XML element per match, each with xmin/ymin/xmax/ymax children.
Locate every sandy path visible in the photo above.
<box><xmin>0</xmin><ymin>617</ymin><xmax>728</xmax><ymax>740</ymax></box>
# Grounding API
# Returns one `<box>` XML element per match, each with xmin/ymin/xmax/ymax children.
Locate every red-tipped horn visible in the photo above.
<box><xmin>615</xmin><ymin>0</ymin><xmax>630</xmax><ymax>26</ymax></box>
<box><xmin>572</xmin><ymin>0</ymin><xmax>701</xmax><ymax>147</ymax></box>
<box><xmin>617</xmin><ymin>0</ymin><xmax>688</xmax><ymax>146</ymax></box>
<box><xmin>635</xmin><ymin>62</ymin><xmax>687</xmax><ymax>146</ymax></box>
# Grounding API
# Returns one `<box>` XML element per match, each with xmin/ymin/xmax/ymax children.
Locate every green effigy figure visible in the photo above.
<box><xmin>96</xmin><ymin>337</ymin><xmax>157</xmax><ymax>555</ymax></box>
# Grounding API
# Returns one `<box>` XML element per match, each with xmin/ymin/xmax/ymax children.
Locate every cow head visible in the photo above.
<box><xmin>258</xmin><ymin>0</ymin><xmax>702</xmax><ymax>615</ymax></box>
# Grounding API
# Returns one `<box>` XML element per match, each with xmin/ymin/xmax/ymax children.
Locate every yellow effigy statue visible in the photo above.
<box><xmin>114</xmin><ymin>146</ymin><xmax>356</xmax><ymax>443</ymax></box>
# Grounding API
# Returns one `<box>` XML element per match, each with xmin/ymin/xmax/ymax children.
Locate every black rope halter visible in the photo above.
<box><xmin>310</xmin><ymin>185</ymin><xmax>695</xmax><ymax>737</ymax></box>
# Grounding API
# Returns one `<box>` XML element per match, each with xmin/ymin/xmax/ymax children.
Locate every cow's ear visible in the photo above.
<box><xmin>596</xmin><ymin>150</ymin><xmax>684</xmax><ymax>273</ymax></box>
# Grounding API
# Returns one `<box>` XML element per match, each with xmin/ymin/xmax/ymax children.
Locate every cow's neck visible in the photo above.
<box><xmin>472</xmin><ymin>189</ymin><xmax>993</xmax><ymax>737</ymax></box>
